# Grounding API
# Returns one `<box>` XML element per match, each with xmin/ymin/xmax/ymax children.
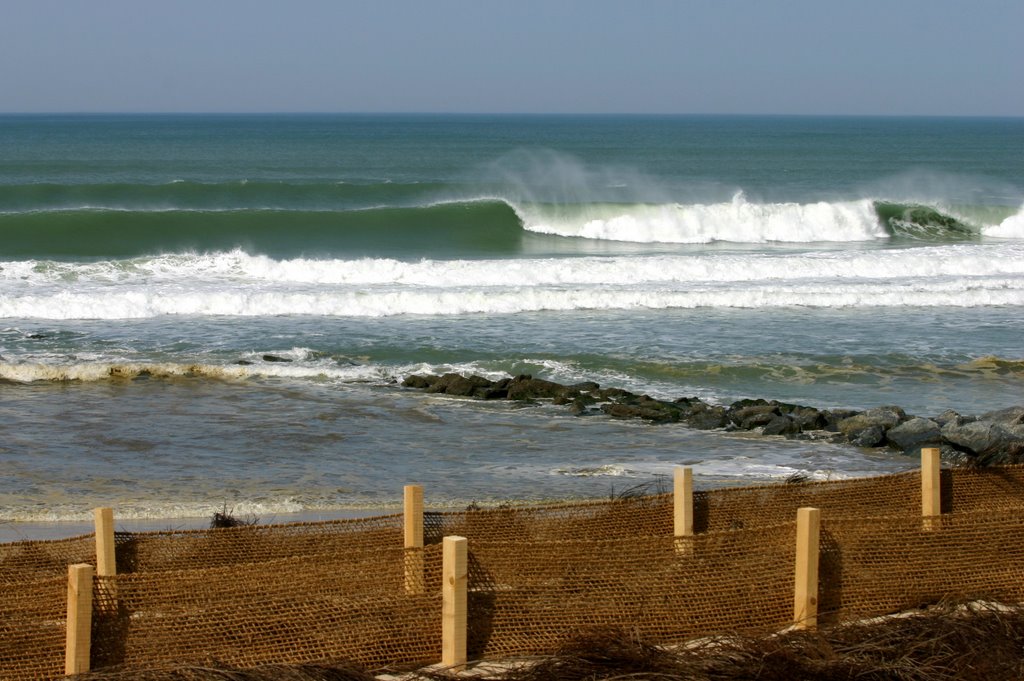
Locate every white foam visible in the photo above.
<box><xmin>3</xmin><ymin>244</ymin><xmax>1024</xmax><ymax>320</ymax></box>
<box><xmin>984</xmin><ymin>205</ymin><xmax>1024</xmax><ymax>238</ymax></box>
<box><xmin>516</xmin><ymin>194</ymin><xmax>888</xmax><ymax>244</ymax></box>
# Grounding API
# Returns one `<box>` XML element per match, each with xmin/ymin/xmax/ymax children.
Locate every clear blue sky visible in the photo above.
<box><xmin>2</xmin><ymin>0</ymin><xmax>1021</xmax><ymax>116</ymax></box>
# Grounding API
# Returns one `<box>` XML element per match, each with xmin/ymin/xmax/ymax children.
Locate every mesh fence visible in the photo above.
<box><xmin>116</xmin><ymin>514</ymin><xmax>403</xmax><ymax>574</ymax></box>
<box><xmin>821</xmin><ymin>507</ymin><xmax>1024</xmax><ymax>624</ymax></box>
<box><xmin>465</xmin><ymin>526</ymin><xmax>797</xmax><ymax>660</ymax></box>
<box><xmin>0</xmin><ymin>533</ymin><xmax>95</xmax><ymax>584</ymax></box>
<box><xmin>3</xmin><ymin>465</ymin><xmax>1024</xmax><ymax>679</ymax></box>
<box><xmin>0</xmin><ymin>575</ymin><xmax>67</xmax><ymax>680</ymax></box>
<box><xmin>91</xmin><ymin>544</ymin><xmax>443</xmax><ymax>672</ymax></box>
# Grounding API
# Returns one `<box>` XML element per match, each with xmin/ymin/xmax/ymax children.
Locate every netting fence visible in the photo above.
<box><xmin>3</xmin><ymin>458</ymin><xmax>1024</xmax><ymax>679</ymax></box>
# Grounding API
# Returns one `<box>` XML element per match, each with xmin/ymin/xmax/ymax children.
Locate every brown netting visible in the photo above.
<box><xmin>90</xmin><ymin>544</ymin><xmax>443</xmax><ymax>672</ymax></box>
<box><xmin>0</xmin><ymin>533</ymin><xmax>95</xmax><ymax>584</ymax></box>
<box><xmin>464</xmin><ymin>527</ymin><xmax>797</xmax><ymax>660</ymax></box>
<box><xmin>0</xmin><ymin>575</ymin><xmax>67</xmax><ymax>680</ymax></box>
<box><xmin>429</xmin><ymin>494</ymin><xmax>673</xmax><ymax>543</ymax></box>
<box><xmin>116</xmin><ymin>514</ymin><xmax>403</xmax><ymax>574</ymax></box>
<box><xmin>949</xmin><ymin>465</ymin><xmax>1024</xmax><ymax>513</ymax></box>
<box><xmin>820</xmin><ymin>507</ymin><xmax>1024</xmax><ymax>624</ymax></box>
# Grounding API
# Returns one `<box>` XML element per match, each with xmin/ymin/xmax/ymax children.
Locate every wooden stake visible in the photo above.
<box><xmin>65</xmin><ymin>563</ymin><xmax>93</xmax><ymax>675</ymax></box>
<box><xmin>674</xmin><ymin>466</ymin><xmax>694</xmax><ymax>555</ymax></box>
<box><xmin>404</xmin><ymin>485</ymin><xmax>425</xmax><ymax>595</ymax></box>
<box><xmin>921</xmin><ymin>447</ymin><xmax>941</xmax><ymax>530</ymax></box>
<box><xmin>93</xmin><ymin>507</ymin><xmax>118</xmax><ymax>611</ymax></box>
<box><xmin>94</xmin><ymin>507</ymin><xmax>116</xmax><ymax>578</ymax></box>
<box><xmin>792</xmin><ymin>507</ymin><xmax>820</xmax><ymax>630</ymax></box>
<box><xmin>442</xmin><ymin>535</ymin><xmax>468</xmax><ymax>672</ymax></box>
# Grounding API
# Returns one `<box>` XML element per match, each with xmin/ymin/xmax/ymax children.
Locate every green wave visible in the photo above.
<box><xmin>0</xmin><ymin>201</ymin><xmax>525</xmax><ymax>259</ymax></box>
<box><xmin>873</xmin><ymin>201</ymin><xmax>979</xmax><ymax>240</ymax></box>
<box><xmin>0</xmin><ymin>180</ymin><xmax>452</xmax><ymax>212</ymax></box>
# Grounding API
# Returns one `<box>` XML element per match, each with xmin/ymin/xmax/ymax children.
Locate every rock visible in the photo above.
<box><xmin>479</xmin><ymin>378</ymin><xmax>511</xmax><ymax>399</ymax></box>
<box><xmin>933</xmin><ymin>409</ymin><xmax>975</xmax><ymax>428</ymax></box>
<box><xmin>941</xmin><ymin>420</ymin><xmax>1024</xmax><ymax>465</ymax></box>
<box><xmin>683</xmin><ymin>404</ymin><xmax>730</xmax><ymax>430</ymax></box>
<box><xmin>234</xmin><ymin>359</ymin><xmax>254</xmax><ymax>366</ymax></box>
<box><xmin>979</xmin><ymin>406</ymin><xmax>1024</xmax><ymax>427</ymax></box>
<box><xmin>838</xmin><ymin>406</ymin><xmax>908</xmax><ymax>443</ymax></box>
<box><xmin>595</xmin><ymin>386</ymin><xmax>636</xmax><ymax>401</ymax></box>
<box><xmin>568</xmin><ymin>394</ymin><xmax>599</xmax><ymax>416</ymax></box>
<box><xmin>886</xmin><ymin>417</ymin><xmax>942</xmax><ymax>454</ymax></box>
<box><xmin>506</xmin><ymin>375</ymin><xmax>571</xmax><ymax>401</ymax></box>
<box><xmin>850</xmin><ymin>425</ymin><xmax>886</xmax><ymax>448</ymax></box>
<box><xmin>822</xmin><ymin>409</ymin><xmax>860</xmax><ymax>432</ymax></box>
<box><xmin>601</xmin><ymin>397</ymin><xmax>682</xmax><ymax>423</ymax></box>
<box><xmin>425</xmin><ymin>373</ymin><xmax>494</xmax><ymax>397</ymax></box>
<box><xmin>790</xmin><ymin>406</ymin><xmax>827</xmax><ymax>431</ymax></box>
<box><xmin>729</xmin><ymin>405</ymin><xmax>781</xmax><ymax>430</ymax></box>
<box><xmin>402</xmin><ymin>374</ymin><xmax>439</xmax><ymax>389</ymax></box>
<box><xmin>730</xmin><ymin>398</ymin><xmax>772</xmax><ymax>410</ymax></box>
<box><xmin>262</xmin><ymin>354</ymin><xmax>293</xmax><ymax>363</ymax></box>
<box><xmin>568</xmin><ymin>381</ymin><xmax>601</xmax><ymax>393</ymax></box>
<box><xmin>762</xmin><ymin>414</ymin><xmax>801</xmax><ymax>436</ymax></box>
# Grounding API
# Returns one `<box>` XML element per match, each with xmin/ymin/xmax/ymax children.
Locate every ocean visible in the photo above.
<box><xmin>1</xmin><ymin>114</ymin><xmax>1022</xmax><ymax>535</ymax></box>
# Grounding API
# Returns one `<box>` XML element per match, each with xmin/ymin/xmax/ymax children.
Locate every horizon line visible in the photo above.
<box><xmin>2</xmin><ymin>111</ymin><xmax>1022</xmax><ymax>120</ymax></box>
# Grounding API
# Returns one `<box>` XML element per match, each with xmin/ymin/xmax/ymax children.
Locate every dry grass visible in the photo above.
<box><xmin>447</xmin><ymin>601</ymin><xmax>1024</xmax><ymax>681</ymax></box>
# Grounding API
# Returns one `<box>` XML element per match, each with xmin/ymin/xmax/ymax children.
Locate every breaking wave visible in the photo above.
<box><xmin>1</xmin><ymin>182</ymin><xmax>1021</xmax><ymax>259</ymax></box>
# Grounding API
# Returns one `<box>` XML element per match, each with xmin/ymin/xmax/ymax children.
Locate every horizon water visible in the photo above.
<box><xmin>1</xmin><ymin>114</ymin><xmax>1022</xmax><ymax>540</ymax></box>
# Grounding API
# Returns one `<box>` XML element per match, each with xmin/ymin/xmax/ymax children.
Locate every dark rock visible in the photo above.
<box><xmin>601</xmin><ymin>398</ymin><xmax>682</xmax><ymax>423</ymax></box>
<box><xmin>683</xmin><ymin>404</ymin><xmax>730</xmax><ymax>430</ymax></box>
<box><xmin>477</xmin><ymin>377</ymin><xmax>511</xmax><ymax>399</ymax></box>
<box><xmin>979</xmin><ymin>406</ymin><xmax>1024</xmax><ymax>427</ymax></box>
<box><xmin>595</xmin><ymin>387</ymin><xmax>636</xmax><ymax>401</ymax></box>
<box><xmin>942</xmin><ymin>420</ymin><xmax>1024</xmax><ymax>465</ymax></box>
<box><xmin>822</xmin><ymin>409</ymin><xmax>861</xmax><ymax>432</ymax></box>
<box><xmin>850</xmin><ymin>425</ymin><xmax>886</xmax><ymax>448</ymax></box>
<box><xmin>886</xmin><ymin>417</ymin><xmax>942</xmax><ymax>454</ymax></box>
<box><xmin>933</xmin><ymin>409</ymin><xmax>974</xmax><ymax>428</ymax></box>
<box><xmin>425</xmin><ymin>373</ymin><xmax>494</xmax><ymax>397</ymax></box>
<box><xmin>569</xmin><ymin>381</ymin><xmax>601</xmax><ymax>393</ymax></box>
<box><xmin>729</xmin><ymin>405</ymin><xmax>781</xmax><ymax>430</ymax></box>
<box><xmin>262</xmin><ymin>354</ymin><xmax>293</xmax><ymax>363</ymax></box>
<box><xmin>506</xmin><ymin>375</ymin><xmax>571</xmax><ymax>400</ymax></box>
<box><xmin>730</xmin><ymin>398</ymin><xmax>772</xmax><ymax>410</ymax></box>
<box><xmin>838</xmin><ymin>406</ymin><xmax>908</xmax><ymax>442</ymax></box>
<box><xmin>234</xmin><ymin>359</ymin><xmax>254</xmax><ymax>366</ymax></box>
<box><xmin>402</xmin><ymin>374</ymin><xmax>440</xmax><ymax>389</ymax></box>
<box><xmin>790</xmin><ymin>406</ymin><xmax>827</xmax><ymax>431</ymax></box>
<box><xmin>762</xmin><ymin>414</ymin><xmax>801</xmax><ymax>436</ymax></box>
<box><xmin>569</xmin><ymin>395</ymin><xmax>593</xmax><ymax>417</ymax></box>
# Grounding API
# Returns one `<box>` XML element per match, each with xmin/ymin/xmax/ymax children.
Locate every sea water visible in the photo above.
<box><xmin>1</xmin><ymin>114</ymin><xmax>1022</xmax><ymax>533</ymax></box>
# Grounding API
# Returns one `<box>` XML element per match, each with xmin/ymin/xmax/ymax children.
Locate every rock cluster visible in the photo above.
<box><xmin>402</xmin><ymin>373</ymin><xmax>1024</xmax><ymax>466</ymax></box>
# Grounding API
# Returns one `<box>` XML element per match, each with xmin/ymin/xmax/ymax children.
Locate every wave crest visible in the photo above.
<box><xmin>516</xmin><ymin>194</ymin><xmax>889</xmax><ymax>244</ymax></box>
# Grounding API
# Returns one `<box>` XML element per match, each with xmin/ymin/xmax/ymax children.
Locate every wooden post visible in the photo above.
<box><xmin>921</xmin><ymin>447</ymin><xmax>941</xmax><ymax>530</ymax></box>
<box><xmin>94</xmin><ymin>507</ymin><xmax>118</xmax><ymax>611</ymax></box>
<box><xmin>65</xmin><ymin>563</ymin><xmax>93</xmax><ymax>675</ymax></box>
<box><xmin>404</xmin><ymin>484</ymin><xmax>425</xmax><ymax>595</ymax></box>
<box><xmin>674</xmin><ymin>466</ymin><xmax>694</xmax><ymax>555</ymax></box>
<box><xmin>792</xmin><ymin>507</ymin><xmax>820</xmax><ymax>630</ymax></box>
<box><xmin>94</xmin><ymin>507</ymin><xmax>116</xmax><ymax>577</ymax></box>
<box><xmin>442</xmin><ymin>535</ymin><xmax>468</xmax><ymax>672</ymax></box>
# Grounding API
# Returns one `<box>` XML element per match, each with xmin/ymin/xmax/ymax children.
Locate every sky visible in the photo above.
<box><xmin>1</xmin><ymin>0</ymin><xmax>1021</xmax><ymax>116</ymax></box>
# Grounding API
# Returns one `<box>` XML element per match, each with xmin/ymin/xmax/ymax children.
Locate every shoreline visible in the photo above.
<box><xmin>0</xmin><ymin>508</ymin><xmax>386</xmax><ymax>544</ymax></box>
